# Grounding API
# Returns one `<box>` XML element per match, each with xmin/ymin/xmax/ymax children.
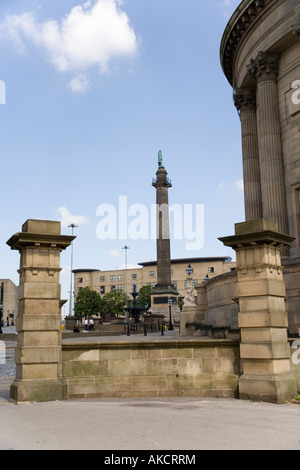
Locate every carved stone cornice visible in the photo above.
<box><xmin>220</xmin><ymin>0</ymin><xmax>272</xmax><ymax>86</ymax></box>
<box><xmin>247</xmin><ymin>51</ymin><xmax>280</xmax><ymax>83</ymax></box>
<box><xmin>233</xmin><ymin>87</ymin><xmax>256</xmax><ymax>112</ymax></box>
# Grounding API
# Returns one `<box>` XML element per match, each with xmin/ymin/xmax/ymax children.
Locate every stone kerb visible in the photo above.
<box><xmin>7</xmin><ymin>219</ymin><xmax>75</xmax><ymax>403</ymax></box>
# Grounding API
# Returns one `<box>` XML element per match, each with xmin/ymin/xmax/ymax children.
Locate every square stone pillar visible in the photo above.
<box><xmin>220</xmin><ymin>220</ymin><xmax>297</xmax><ymax>403</ymax></box>
<box><xmin>7</xmin><ymin>220</ymin><xmax>75</xmax><ymax>403</ymax></box>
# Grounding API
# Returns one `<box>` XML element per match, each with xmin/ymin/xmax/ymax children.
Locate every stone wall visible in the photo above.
<box><xmin>62</xmin><ymin>339</ymin><xmax>241</xmax><ymax>400</ymax></box>
<box><xmin>204</xmin><ymin>271</ymin><xmax>238</xmax><ymax>328</ymax></box>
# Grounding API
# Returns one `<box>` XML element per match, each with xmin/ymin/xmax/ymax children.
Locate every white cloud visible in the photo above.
<box><xmin>0</xmin><ymin>0</ymin><xmax>138</xmax><ymax>90</ymax></box>
<box><xmin>108</xmin><ymin>249</ymin><xmax>120</xmax><ymax>258</ymax></box>
<box><xmin>235</xmin><ymin>179</ymin><xmax>244</xmax><ymax>191</ymax></box>
<box><xmin>56</xmin><ymin>206</ymin><xmax>90</xmax><ymax>228</ymax></box>
<box><xmin>218</xmin><ymin>179</ymin><xmax>244</xmax><ymax>191</ymax></box>
<box><xmin>68</xmin><ymin>73</ymin><xmax>90</xmax><ymax>93</ymax></box>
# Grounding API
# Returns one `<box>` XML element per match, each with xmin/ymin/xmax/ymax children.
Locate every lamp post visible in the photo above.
<box><xmin>186</xmin><ymin>264</ymin><xmax>194</xmax><ymax>277</ymax></box>
<box><xmin>0</xmin><ymin>303</ymin><xmax>3</xmax><ymax>334</ymax></box>
<box><xmin>168</xmin><ymin>298</ymin><xmax>174</xmax><ymax>331</ymax></box>
<box><xmin>123</xmin><ymin>245</ymin><xmax>130</xmax><ymax>321</ymax></box>
<box><xmin>68</xmin><ymin>224</ymin><xmax>78</xmax><ymax>318</ymax></box>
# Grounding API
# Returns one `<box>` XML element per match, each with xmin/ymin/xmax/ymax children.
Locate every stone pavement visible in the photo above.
<box><xmin>1</xmin><ymin>330</ymin><xmax>300</xmax><ymax>450</ymax></box>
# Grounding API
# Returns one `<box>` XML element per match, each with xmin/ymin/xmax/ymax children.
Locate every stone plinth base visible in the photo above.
<box><xmin>180</xmin><ymin>305</ymin><xmax>202</xmax><ymax>336</ymax></box>
<box><xmin>10</xmin><ymin>379</ymin><xmax>63</xmax><ymax>404</ymax></box>
<box><xmin>151</xmin><ymin>291</ymin><xmax>180</xmax><ymax>323</ymax></box>
<box><xmin>239</xmin><ymin>373</ymin><xmax>297</xmax><ymax>404</ymax></box>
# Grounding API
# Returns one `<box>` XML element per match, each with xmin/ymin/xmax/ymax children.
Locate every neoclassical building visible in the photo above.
<box><xmin>220</xmin><ymin>0</ymin><xmax>300</xmax><ymax>331</ymax></box>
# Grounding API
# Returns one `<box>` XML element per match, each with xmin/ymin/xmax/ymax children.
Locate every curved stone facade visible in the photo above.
<box><xmin>221</xmin><ymin>0</ymin><xmax>300</xmax><ymax>332</ymax></box>
<box><xmin>204</xmin><ymin>271</ymin><xmax>239</xmax><ymax>329</ymax></box>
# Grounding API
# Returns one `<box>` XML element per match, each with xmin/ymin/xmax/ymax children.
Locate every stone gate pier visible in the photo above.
<box><xmin>7</xmin><ymin>220</ymin><xmax>74</xmax><ymax>403</ymax></box>
<box><xmin>220</xmin><ymin>220</ymin><xmax>298</xmax><ymax>403</ymax></box>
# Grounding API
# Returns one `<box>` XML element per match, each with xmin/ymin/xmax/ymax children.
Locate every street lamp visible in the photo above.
<box><xmin>168</xmin><ymin>298</ymin><xmax>174</xmax><ymax>331</ymax></box>
<box><xmin>186</xmin><ymin>264</ymin><xmax>194</xmax><ymax>276</ymax></box>
<box><xmin>122</xmin><ymin>245</ymin><xmax>130</xmax><ymax>314</ymax></box>
<box><xmin>68</xmin><ymin>224</ymin><xmax>78</xmax><ymax>317</ymax></box>
<box><xmin>0</xmin><ymin>303</ymin><xmax>3</xmax><ymax>334</ymax></box>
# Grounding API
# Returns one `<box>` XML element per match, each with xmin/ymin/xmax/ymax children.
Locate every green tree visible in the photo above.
<box><xmin>136</xmin><ymin>285</ymin><xmax>152</xmax><ymax>309</ymax></box>
<box><xmin>100</xmin><ymin>290</ymin><xmax>126</xmax><ymax>318</ymax></box>
<box><xmin>74</xmin><ymin>287</ymin><xmax>103</xmax><ymax>319</ymax></box>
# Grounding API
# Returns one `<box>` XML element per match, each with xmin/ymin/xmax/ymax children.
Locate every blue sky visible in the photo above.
<box><xmin>0</xmin><ymin>0</ymin><xmax>243</xmax><ymax>305</ymax></box>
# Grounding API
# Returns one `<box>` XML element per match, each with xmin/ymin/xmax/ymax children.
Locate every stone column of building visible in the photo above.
<box><xmin>7</xmin><ymin>219</ymin><xmax>75</xmax><ymax>403</ymax></box>
<box><xmin>234</xmin><ymin>88</ymin><xmax>263</xmax><ymax>221</ymax></box>
<box><xmin>247</xmin><ymin>52</ymin><xmax>289</xmax><ymax>240</ymax></box>
<box><xmin>220</xmin><ymin>219</ymin><xmax>297</xmax><ymax>404</ymax></box>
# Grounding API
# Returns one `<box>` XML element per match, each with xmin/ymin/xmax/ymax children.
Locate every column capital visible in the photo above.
<box><xmin>247</xmin><ymin>51</ymin><xmax>280</xmax><ymax>83</ymax></box>
<box><xmin>233</xmin><ymin>88</ymin><xmax>256</xmax><ymax>113</ymax></box>
<box><xmin>292</xmin><ymin>23</ymin><xmax>300</xmax><ymax>40</ymax></box>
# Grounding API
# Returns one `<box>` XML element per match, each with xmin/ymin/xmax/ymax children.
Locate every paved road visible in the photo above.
<box><xmin>0</xmin><ymin>395</ymin><xmax>300</xmax><ymax>450</ymax></box>
<box><xmin>1</xmin><ymin>332</ymin><xmax>300</xmax><ymax>451</ymax></box>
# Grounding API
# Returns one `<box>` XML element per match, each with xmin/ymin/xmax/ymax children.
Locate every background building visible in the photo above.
<box><xmin>0</xmin><ymin>279</ymin><xmax>18</xmax><ymax>326</ymax></box>
<box><xmin>73</xmin><ymin>256</ymin><xmax>236</xmax><ymax>305</ymax></box>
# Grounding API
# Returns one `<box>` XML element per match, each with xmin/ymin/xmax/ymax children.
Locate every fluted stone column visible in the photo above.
<box><xmin>247</xmin><ymin>52</ymin><xmax>289</xmax><ymax>240</ymax></box>
<box><xmin>7</xmin><ymin>220</ymin><xmax>75</xmax><ymax>403</ymax></box>
<box><xmin>234</xmin><ymin>88</ymin><xmax>263</xmax><ymax>221</ymax></box>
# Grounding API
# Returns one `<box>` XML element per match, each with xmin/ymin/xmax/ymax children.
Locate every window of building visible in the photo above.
<box><xmin>111</xmin><ymin>285</ymin><xmax>116</xmax><ymax>292</ymax></box>
<box><xmin>78</xmin><ymin>287</ymin><xmax>83</xmax><ymax>293</ymax></box>
<box><xmin>173</xmin><ymin>281</ymin><xmax>177</xmax><ymax>288</ymax></box>
<box><xmin>100</xmin><ymin>286</ymin><xmax>105</xmax><ymax>295</ymax></box>
<box><xmin>100</xmin><ymin>276</ymin><xmax>105</xmax><ymax>282</ymax></box>
<box><xmin>192</xmin><ymin>280</ymin><xmax>198</xmax><ymax>288</ymax></box>
<box><xmin>110</xmin><ymin>275</ymin><xmax>116</xmax><ymax>282</ymax></box>
<box><xmin>78</xmin><ymin>277</ymin><xmax>83</xmax><ymax>283</ymax></box>
<box><xmin>118</xmin><ymin>285</ymin><xmax>123</xmax><ymax>291</ymax></box>
<box><xmin>171</xmin><ymin>269</ymin><xmax>173</xmax><ymax>275</ymax></box>
<box><xmin>132</xmin><ymin>274</ymin><xmax>137</xmax><ymax>280</ymax></box>
<box><xmin>149</xmin><ymin>271</ymin><xmax>155</xmax><ymax>277</ymax></box>
<box><xmin>146</xmin><ymin>282</ymin><xmax>152</xmax><ymax>286</ymax></box>
<box><xmin>118</xmin><ymin>275</ymin><xmax>123</xmax><ymax>281</ymax></box>
<box><xmin>208</xmin><ymin>267</ymin><xmax>215</xmax><ymax>273</ymax></box>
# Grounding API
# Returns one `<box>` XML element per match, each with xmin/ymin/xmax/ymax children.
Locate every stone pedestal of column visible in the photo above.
<box><xmin>220</xmin><ymin>220</ymin><xmax>297</xmax><ymax>403</ymax></box>
<box><xmin>7</xmin><ymin>220</ymin><xmax>74</xmax><ymax>403</ymax></box>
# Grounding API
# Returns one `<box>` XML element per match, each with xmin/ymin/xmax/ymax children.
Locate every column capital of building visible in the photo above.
<box><xmin>247</xmin><ymin>51</ymin><xmax>280</xmax><ymax>83</ymax></box>
<box><xmin>219</xmin><ymin>219</ymin><xmax>294</xmax><ymax>251</ymax></box>
<box><xmin>292</xmin><ymin>23</ymin><xmax>300</xmax><ymax>40</ymax></box>
<box><xmin>233</xmin><ymin>88</ymin><xmax>256</xmax><ymax>113</ymax></box>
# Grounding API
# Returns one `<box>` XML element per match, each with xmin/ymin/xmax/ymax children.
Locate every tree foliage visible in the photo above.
<box><xmin>136</xmin><ymin>285</ymin><xmax>152</xmax><ymax>309</ymax></box>
<box><xmin>74</xmin><ymin>287</ymin><xmax>103</xmax><ymax>319</ymax></box>
<box><xmin>100</xmin><ymin>290</ymin><xmax>126</xmax><ymax>317</ymax></box>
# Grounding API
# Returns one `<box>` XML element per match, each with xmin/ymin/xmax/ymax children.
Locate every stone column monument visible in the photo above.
<box><xmin>151</xmin><ymin>151</ymin><xmax>179</xmax><ymax>322</ymax></box>
<box><xmin>220</xmin><ymin>220</ymin><xmax>297</xmax><ymax>403</ymax></box>
<box><xmin>7</xmin><ymin>219</ymin><xmax>75</xmax><ymax>403</ymax></box>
